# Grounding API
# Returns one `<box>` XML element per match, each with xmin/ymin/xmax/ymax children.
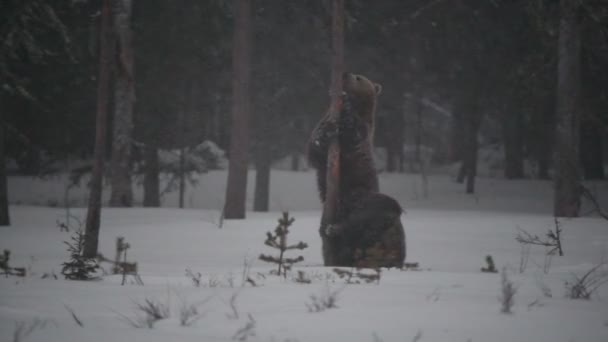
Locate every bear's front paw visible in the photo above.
<box><xmin>324</xmin><ymin>120</ymin><xmax>339</xmax><ymax>140</ymax></box>
<box><xmin>324</xmin><ymin>223</ymin><xmax>343</xmax><ymax>237</ymax></box>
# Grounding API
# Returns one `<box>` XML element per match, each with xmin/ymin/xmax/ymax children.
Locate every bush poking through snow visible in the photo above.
<box><xmin>232</xmin><ymin>314</ymin><xmax>256</xmax><ymax>341</ymax></box>
<box><xmin>565</xmin><ymin>261</ymin><xmax>608</xmax><ymax>300</ymax></box>
<box><xmin>333</xmin><ymin>268</ymin><xmax>381</xmax><ymax>284</ymax></box>
<box><xmin>61</xmin><ymin>230</ymin><xmax>100</xmax><ymax>281</ymax></box>
<box><xmin>12</xmin><ymin>318</ymin><xmax>56</xmax><ymax>342</ymax></box>
<box><xmin>306</xmin><ymin>283</ymin><xmax>342</xmax><ymax>313</ymax></box>
<box><xmin>481</xmin><ymin>255</ymin><xmax>498</xmax><ymax>273</ymax></box>
<box><xmin>294</xmin><ymin>270</ymin><xmax>312</xmax><ymax>284</ymax></box>
<box><xmin>185</xmin><ymin>268</ymin><xmax>202</xmax><ymax>287</ymax></box>
<box><xmin>0</xmin><ymin>249</ymin><xmax>26</xmax><ymax>277</ymax></box>
<box><xmin>118</xmin><ymin>298</ymin><xmax>170</xmax><ymax>328</ymax></box>
<box><xmin>178</xmin><ymin>296</ymin><xmax>211</xmax><ymax>327</ymax></box>
<box><xmin>500</xmin><ymin>267</ymin><xmax>516</xmax><ymax>314</ymax></box>
<box><xmin>259</xmin><ymin>212</ymin><xmax>308</xmax><ymax>278</ymax></box>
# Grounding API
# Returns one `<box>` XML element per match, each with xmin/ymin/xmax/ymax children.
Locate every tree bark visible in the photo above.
<box><xmin>0</xmin><ymin>98</ymin><xmax>9</xmax><ymax>226</ymax></box>
<box><xmin>223</xmin><ymin>0</ymin><xmax>252</xmax><ymax>219</ymax></box>
<box><xmin>321</xmin><ymin>0</ymin><xmax>344</xmax><ymax>228</ymax></box>
<box><xmin>464</xmin><ymin>115</ymin><xmax>481</xmax><ymax>194</ymax></box>
<box><xmin>178</xmin><ymin>148</ymin><xmax>186</xmax><ymax>208</ymax></box>
<box><xmin>537</xmin><ymin>99</ymin><xmax>554</xmax><ymax>180</ymax></box>
<box><xmin>253</xmin><ymin>151</ymin><xmax>270</xmax><ymax>212</ymax></box>
<box><xmin>455</xmin><ymin>99</ymin><xmax>482</xmax><ymax>194</ymax></box>
<box><xmin>84</xmin><ymin>0</ymin><xmax>113</xmax><ymax>258</ymax></box>
<box><xmin>109</xmin><ymin>0</ymin><xmax>134</xmax><ymax>207</ymax></box>
<box><xmin>290</xmin><ymin>152</ymin><xmax>300</xmax><ymax>171</ymax></box>
<box><xmin>143</xmin><ymin>143</ymin><xmax>160</xmax><ymax>207</ymax></box>
<box><xmin>553</xmin><ymin>0</ymin><xmax>582</xmax><ymax>217</ymax></box>
<box><xmin>503</xmin><ymin>108</ymin><xmax>524</xmax><ymax>179</ymax></box>
<box><xmin>580</xmin><ymin>117</ymin><xmax>604</xmax><ymax>180</ymax></box>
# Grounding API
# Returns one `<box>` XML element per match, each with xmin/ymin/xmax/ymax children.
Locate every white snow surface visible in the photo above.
<box><xmin>2</xmin><ymin>170</ymin><xmax>608</xmax><ymax>342</ymax></box>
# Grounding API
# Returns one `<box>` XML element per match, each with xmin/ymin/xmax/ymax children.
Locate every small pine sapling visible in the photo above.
<box><xmin>61</xmin><ymin>230</ymin><xmax>100</xmax><ymax>280</ymax></box>
<box><xmin>481</xmin><ymin>255</ymin><xmax>498</xmax><ymax>273</ymax></box>
<box><xmin>259</xmin><ymin>212</ymin><xmax>308</xmax><ymax>278</ymax></box>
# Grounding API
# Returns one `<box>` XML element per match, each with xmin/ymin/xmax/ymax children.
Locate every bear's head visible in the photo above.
<box><xmin>342</xmin><ymin>72</ymin><xmax>382</xmax><ymax>130</ymax></box>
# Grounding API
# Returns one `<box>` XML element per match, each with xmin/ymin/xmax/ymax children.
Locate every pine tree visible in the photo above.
<box><xmin>259</xmin><ymin>212</ymin><xmax>308</xmax><ymax>278</ymax></box>
<box><xmin>61</xmin><ymin>230</ymin><xmax>100</xmax><ymax>281</ymax></box>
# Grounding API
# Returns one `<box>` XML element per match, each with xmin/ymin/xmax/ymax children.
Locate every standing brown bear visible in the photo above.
<box><xmin>308</xmin><ymin>72</ymin><xmax>406</xmax><ymax>268</ymax></box>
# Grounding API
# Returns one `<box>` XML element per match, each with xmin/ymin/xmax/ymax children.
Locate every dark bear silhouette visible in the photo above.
<box><xmin>308</xmin><ymin>72</ymin><xmax>405</xmax><ymax>268</ymax></box>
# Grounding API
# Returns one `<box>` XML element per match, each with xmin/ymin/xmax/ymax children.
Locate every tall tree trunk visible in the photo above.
<box><xmin>143</xmin><ymin>143</ymin><xmax>160</xmax><ymax>207</ymax></box>
<box><xmin>224</xmin><ymin>0</ymin><xmax>252</xmax><ymax>219</ymax></box>
<box><xmin>451</xmin><ymin>105</ymin><xmax>466</xmax><ymax>183</ymax></box>
<box><xmin>503</xmin><ymin>107</ymin><xmax>524</xmax><ymax>179</ymax></box>
<box><xmin>464</xmin><ymin>114</ymin><xmax>481</xmax><ymax>194</ymax></box>
<box><xmin>456</xmin><ymin>99</ymin><xmax>481</xmax><ymax>194</ymax></box>
<box><xmin>321</xmin><ymin>0</ymin><xmax>344</xmax><ymax>267</ymax></box>
<box><xmin>253</xmin><ymin>150</ymin><xmax>270</xmax><ymax>212</ymax></box>
<box><xmin>109</xmin><ymin>0</ymin><xmax>134</xmax><ymax>207</ymax></box>
<box><xmin>322</xmin><ymin>0</ymin><xmax>344</xmax><ymax>223</ymax></box>
<box><xmin>0</xmin><ymin>99</ymin><xmax>9</xmax><ymax>226</ymax></box>
<box><xmin>580</xmin><ymin>117</ymin><xmax>604</xmax><ymax>180</ymax></box>
<box><xmin>553</xmin><ymin>0</ymin><xmax>582</xmax><ymax>217</ymax></box>
<box><xmin>84</xmin><ymin>0</ymin><xmax>113</xmax><ymax>258</ymax></box>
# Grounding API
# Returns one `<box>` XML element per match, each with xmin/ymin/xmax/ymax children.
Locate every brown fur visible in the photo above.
<box><xmin>307</xmin><ymin>73</ymin><xmax>405</xmax><ymax>268</ymax></box>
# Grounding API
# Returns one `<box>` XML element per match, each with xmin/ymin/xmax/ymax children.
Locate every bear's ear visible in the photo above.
<box><xmin>374</xmin><ymin>83</ymin><xmax>382</xmax><ymax>95</ymax></box>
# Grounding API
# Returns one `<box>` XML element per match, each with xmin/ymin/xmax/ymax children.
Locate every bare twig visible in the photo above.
<box><xmin>581</xmin><ymin>185</ymin><xmax>608</xmax><ymax>220</ymax></box>
<box><xmin>64</xmin><ymin>305</ymin><xmax>83</xmax><ymax>327</ymax></box>
<box><xmin>515</xmin><ymin>219</ymin><xmax>563</xmax><ymax>257</ymax></box>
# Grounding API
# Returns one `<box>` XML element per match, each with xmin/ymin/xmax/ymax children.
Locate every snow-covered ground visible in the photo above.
<box><xmin>2</xmin><ymin>170</ymin><xmax>608</xmax><ymax>341</ymax></box>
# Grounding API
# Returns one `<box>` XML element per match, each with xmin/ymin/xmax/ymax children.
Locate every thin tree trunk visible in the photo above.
<box><xmin>503</xmin><ymin>108</ymin><xmax>524</xmax><ymax>179</ymax></box>
<box><xmin>538</xmin><ymin>101</ymin><xmax>554</xmax><ymax>179</ymax></box>
<box><xmin>143</xmin><ymin>144</ymin><xmax>160</xmax><ymax>207</ymax></box>
<box><xmin>554</xmin><ymin>0</ymin><xmax>582</xmax><ymax>217</ymax></box>
<box><xmin>580</xmin><ymin>117</ymin><xmax>604</xmax><ymax>180</ymax></box>
<box><xmin>253</xmin><ymin>151</ymin><xmax>270</xmax><ymax>212</ymax></box>
<box><xmin>456</xmin><ymin>99</ymin><xmax>481</xmax><ymax>194</ymax></box>
<box><xmin>386</xmin><ymin>146</ymin><xmax>397</xmax><ymax>173</ymax></box>
<box><xmin>178</xmin><ymin>148</ymin><xmax>185</xmax><ymax>208</ymax></box>
<box><xmin>290</xmin><ymin>152</ymin><xmax>300</xmax><ymax>171</ymax></box>
<box><xmin>84</xmin><ymin>0</ymin><xmax>113</xmax><ymax>258</ymax></box>
<box><xmin>224</xmin><ymin>0</ymin><xmax>252</xmax><ymax>219</ymax></box>
<box><xmin>465</xmin><ymin>127</ymin><xmax>479</xmax><ymax>194</ymax></box>
<box><xmin>451</xmin><ymin>105</ymin><xmax>466</xmax><ymax>183</ymax></box>
<box><xmin>0</xmin><ymin>99</ymin><xmax>9</xmax><ymax>226</ymax></box>
<box><xmin>109</xmin><ymin>0</ymin><xmax>134</xmax><ymax>207</ymax></box>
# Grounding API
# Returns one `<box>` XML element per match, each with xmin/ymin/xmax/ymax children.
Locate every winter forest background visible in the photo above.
<box><xmin>2</xmin><ymin>1</ymin><xmax>608</xmax><ymax>341</ymax></box>
<box><xmin>3</xmin><ymin>0</ymin><xmax>608</xmax><ymax>216</ymax></box>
